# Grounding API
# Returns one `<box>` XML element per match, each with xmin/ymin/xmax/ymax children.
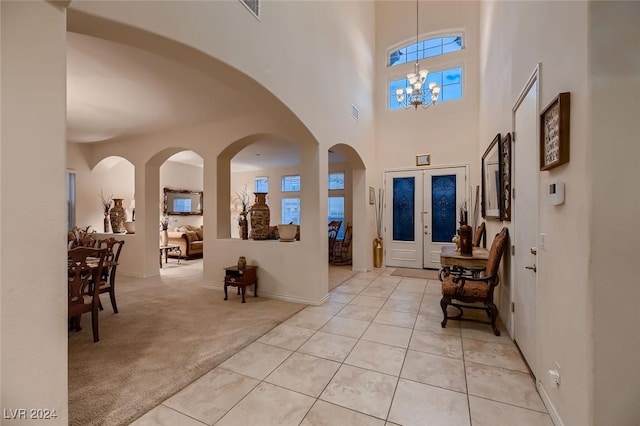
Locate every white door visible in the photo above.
<box><xmin>384</xmin><ymin>170</ymin><xmax>423</xmax><ymax>269</ymax></box>
<box><xmin>384</xmin><ymin>166</ymin><xmax>467</xmax><ymax>269</ymax></box>
<box><xmin>422</xmin><ymin>166</ymin><xmax>467</xmax><ymax>269</ymax></box>
<box><xmin>513</xmin><ymin>69</ymin><xmax>539</xmax><ymax>374</ymax></box>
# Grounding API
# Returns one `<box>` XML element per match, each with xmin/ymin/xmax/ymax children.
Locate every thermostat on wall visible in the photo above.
<box><xmin>547</xmin><ymin>180</ymin><xmax>565</xmax><ymax>205</ymax></box>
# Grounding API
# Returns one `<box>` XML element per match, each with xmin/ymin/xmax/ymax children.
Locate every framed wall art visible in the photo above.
<box><xmin>540</xmin><ymin>92</ymin><xmax>570</xmax><ymax>171</ymax></box>
<box><xmin>416</xmin><ymin>154</ymin><xmax>431</xmax><ymax>166</ymax></box>
<box><xmin>500</xmin><ymin>132</ymin><xmax>512</xmax><ymax>221</ymax></box>
<box><xmin>481</xmin><ymin>134</ymin><xmax>501</xmax><ymax>220</ymax></box>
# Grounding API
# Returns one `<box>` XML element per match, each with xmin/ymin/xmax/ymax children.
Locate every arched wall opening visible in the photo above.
<box><xmin>328</xmin><ymin>143</ymin><xmax>368</xmax><ymax>272</ymax></box>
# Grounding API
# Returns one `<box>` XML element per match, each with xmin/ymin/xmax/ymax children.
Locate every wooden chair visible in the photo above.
<box><xmin>472</xmin><ymin>222</ymin><xmax>486</xmax><ymax>248</ymax></box>
<box><xmin>96</xmin><ymin>238</ymin><xmax>125</xmax><ymax>314</ymax></box>
<box><xmin>440</xmin><ymin>227</ymin><xmax>509</xmax><ymax>336</ymax></box>
<box><xmin>328</xmin><ymin>220</ymin><xmax>341</xmax><ymax>262</ymax></box>
<box><xmin>68</xmin><ymin>247</ymin><xmax>107</xmax><ymax>342</ymax></box>
<box><xmin>330</xmin><ymin>223</ymin><xmax>353</xmax><ymax>265</ymax></box>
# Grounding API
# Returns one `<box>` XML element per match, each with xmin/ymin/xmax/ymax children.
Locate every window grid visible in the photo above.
<box><xmin>254</xmin><ymin>177</ymin><xmax>268</xmax><ymax>193</ymax></box>
<box><xmin>328</xmin><ymin>172</ymin><xmax>345</xmax><ymax>190</ymax></box>
<box><xmin>281</xmin><ymin>175</ymin><xmax>301</xmax><ymax>192</ymax></box>
<box><xmin>388</xmin><ymin>35</ymin><xmax>462</xmax><ymax>67</ymax></box>
<box><xmin>282</xmin><ymin>198</ymin><xmax>300</xmax><ymax>225</ymax></box>
<box><xmin>389</xmin><ymin>66</ymin><xmax>463</xmax><ymax>110</ymax></box>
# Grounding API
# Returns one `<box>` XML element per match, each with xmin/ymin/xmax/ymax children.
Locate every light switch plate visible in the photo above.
<box><xmin>540</xmin><ymin>233</ymin><xmax>546</xmax><ymax>250</ymax></box>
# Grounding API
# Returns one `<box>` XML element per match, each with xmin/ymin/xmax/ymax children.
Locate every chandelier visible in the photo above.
<box><xmin>395</xmin><ymin>0</ymin><xmax>441</xmax><ymax>110</ymax></box>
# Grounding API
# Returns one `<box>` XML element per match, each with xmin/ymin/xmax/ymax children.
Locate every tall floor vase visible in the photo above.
<box><xmin>373</xmin><ymin>237</ymin><xmax>383</xmax><ymax>268</ymax></box>
<box><xmin>250</xmin><ymin>192</ymin><xmax>270</xmax><ymax>240</ymax></box>
<box><xmin>110</xmin><ymin>198</ymin><xmax>126</xmax><ymax>234</ymax></box>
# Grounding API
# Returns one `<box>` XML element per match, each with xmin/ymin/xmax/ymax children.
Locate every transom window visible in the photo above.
<box><xmin>281</xmin><ymin>175</ymin><xmax>301</xmax><ymax>192</ymax></box>
<box><xmin>389</xmin><ymin>66</ymin><xmax>462</xmax><ymax>110</ymax></box>
<box><xmin>388</xmin><ymin>35</ymin><xmax>462</xmax><ymax>67</ymax></box>
<box><xmin>254</xmin><ymin>177</ymin><xmax>268</xmax><ymax>193</ymax></box>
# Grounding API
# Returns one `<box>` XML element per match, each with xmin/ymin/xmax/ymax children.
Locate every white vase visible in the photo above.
<box><xmin>161</xmin><ymin>230</ymin><xmax>169</xmax><ymax>246</ymax></box>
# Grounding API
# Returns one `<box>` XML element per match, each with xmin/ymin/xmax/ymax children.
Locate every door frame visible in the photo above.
<box><xmin>510</xmin><ymin>64</ymin><xmax>541</xmax><ymax>368</ymax></box>
<box><xmin>383</xmin><ymin>163</ymin><xmax>469</xmax><ymax>269</ymax></box>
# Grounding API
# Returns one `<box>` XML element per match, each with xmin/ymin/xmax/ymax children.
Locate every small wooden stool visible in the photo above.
<box><xmin>223</xmin><ymin>265</ymin><xmax>258</xmax><ymax>303</ymax></box>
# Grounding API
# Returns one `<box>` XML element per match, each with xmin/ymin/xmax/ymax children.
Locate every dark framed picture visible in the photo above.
<box><xmin>481</xmin><ymin>134</ymin><xmax>501</xmax><ymax>220</ymax></box>
<box><xmin>500</xmin><ymin>132</ymin><xmax>512</xmax><ymax>221</ymax></box>
<box><xmin>540</xmin><ymin>92</ymin><xmax>570</xmax><ymax>171</ymax></box>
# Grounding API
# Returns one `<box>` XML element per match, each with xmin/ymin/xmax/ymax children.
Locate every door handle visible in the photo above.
<box><xmin>525</xmin><ymin>264</ymin><xmax>537</xmax><ymax>273</ymax></box>
<box><xmin>530</xmin><ymin>247</ymin><xmax>537</xmax><ymax>255</ymax></box>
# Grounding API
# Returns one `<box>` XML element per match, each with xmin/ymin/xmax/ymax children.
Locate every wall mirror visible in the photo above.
<box><xmin>481</xmin><ymin>134</ymin><xmax>502</xmax><ymax>220</ymax></box>
<box><xmin>164</xmin><ymin>188</ymin><xmax>203</xmax><ymax>216</ymax></box>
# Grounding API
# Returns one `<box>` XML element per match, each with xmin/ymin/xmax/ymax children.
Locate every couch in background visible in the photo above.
<box><xmin>165</xmin><ymin>225</ymin><xmax>203</xmax><ymax>259</ymax></box>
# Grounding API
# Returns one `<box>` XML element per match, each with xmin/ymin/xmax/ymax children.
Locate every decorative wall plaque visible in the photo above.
<box><xmin>500</xmin><ymin>132</ymin><xmax>512</xmax><ymax>221</ymax></box>
<box><xmin>540</xmin><ymin>92</ymin><xmax>570</xmax><ymax>171</ymax></box>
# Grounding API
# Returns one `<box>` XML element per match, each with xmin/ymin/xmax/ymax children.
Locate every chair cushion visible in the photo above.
<box><xmin>442</xmin><ymin>276</ymin><xmax>489</xmax><ymax>298</ymax></box>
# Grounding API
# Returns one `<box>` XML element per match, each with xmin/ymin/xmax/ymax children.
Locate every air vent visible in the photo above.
<box><xmin>351</xmin><ymin>104</ymin><xmax>359</xmax><ymax>121</ymax></box>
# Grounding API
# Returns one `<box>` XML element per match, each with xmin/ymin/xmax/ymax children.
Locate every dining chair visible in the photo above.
<box><xmin>330</xmin><ymin>223</ymin><xmax>353</xmax><ymax>265</ymax></box>
<box><xmin>440</xmin><ymin>227</ymin><xmax>509</xmax><ymax>336</ymax></box>
<box><xmin>68</xmin><ymin>246</ymin><xmax>107</xmax><ymax>342</ymax></box>
<box><xmin>96</xmin><ymin>238</ymin><xmax>125</xmax><ymax>314</ymax></box>
<box><xmin>328</xmin><ymin>220</ymin><xmax>342</xmax><ymax>262</ymax></box>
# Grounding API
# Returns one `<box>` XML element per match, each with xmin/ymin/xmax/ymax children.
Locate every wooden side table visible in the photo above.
<box><xmin>224</xmin><ymin>265</ymin><xmax>258</xmax><ymax>303</ymax></box>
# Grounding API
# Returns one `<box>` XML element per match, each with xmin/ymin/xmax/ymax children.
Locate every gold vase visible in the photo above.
<box><xmin>373</xmin><ymin>237</ymin><xmax>383</xmax><ymax>268</ymax></box>
<box><xmin>109</xmin><ymin>198</ymin><xmax>126</xmax><ymax>233</ymax></box>
<box><xmin>250</xmin><ymin>192</ymin><xmax>270</xmax><ymax>240</ymax></box>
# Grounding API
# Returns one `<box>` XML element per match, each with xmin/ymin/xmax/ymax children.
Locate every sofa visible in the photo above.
<box><xmin>165</xmin><ymin>225</ymin><xmax>203</xmax><ymax>259</ymax></box>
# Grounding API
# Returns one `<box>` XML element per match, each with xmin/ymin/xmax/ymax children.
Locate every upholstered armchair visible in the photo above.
<box><xmin>440</xmin><ymin>227</ymin><xmax>509</xmax><ymax>336</ymax></box>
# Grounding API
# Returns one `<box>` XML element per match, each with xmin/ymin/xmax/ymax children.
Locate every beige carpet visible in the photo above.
<box><xmin>68</xmin><ymin>260</ymin><xmax>305</xmax><ymax>425</ymax></box>
<box><xmin>390</xmin><ymin>267</ymin><xmax>440</xmax><ymax>280</ymax></box>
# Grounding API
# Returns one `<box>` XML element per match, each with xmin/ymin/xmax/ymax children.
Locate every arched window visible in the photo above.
<box><xmin>388</xmin><ymin>35</ymin><xmax>462</xmax><ymax>67</ymax></box>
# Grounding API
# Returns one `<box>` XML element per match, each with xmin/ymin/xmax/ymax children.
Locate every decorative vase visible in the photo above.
<box><xmin>103</xmin><ymin>214</ymin><xmax>110</xmax><ymax>233</ymax></box>
<box><xmin>237</xmin><ymin>256</ymin><xmax>247</xmax><ymax>270</ymax></box>
<box><xmin>249</xmin><ymin>192</ymin><xmax>270</xmax><ymax>240</ymax></box>
<box><xmin>459</xmin><ymin>225</ymin><xmax>473</xmax><ymax>255</ymax></box>
<box><xmin>373</xmin><ymin>237</ymin><xmax>383</xmax><ymax>268</ymax></box>
<box><xmin>124</xmin><ymin>221</ymin><xmax>135</xmax><ymax>234</ymax></box>
<box><xmin>110</xmin><ymin>198</ymin><xmax>126</xmax><ymax>233</ymax></box>
<box><xmin>161</xmin><ymin>229</ymin><xmax>169</xmax><ymax>246</ymax></box>
<box><xmin>239</xmin><ymin>212</ymin><xmax>249</xmax><ymax>240</ymax></box>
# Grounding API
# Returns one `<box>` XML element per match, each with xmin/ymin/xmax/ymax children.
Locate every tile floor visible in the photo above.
<box><xmin>132</xmin><ymin>268</ymin><xmax>553</xmax><ymax>426</ymax></box>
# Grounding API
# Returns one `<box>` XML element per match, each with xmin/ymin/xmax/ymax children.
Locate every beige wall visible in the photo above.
<box><xmin>478</xmin><ymin>1</ymin><xmax>640</xmax><ymax>424</ymax></box>
<box><xmin>375</xmin><ymin>1</ymin><xmax>480</xmax><ymax>190</ymax></box>
<box><xmin>1</xmin><ymin>1</ymin><xmax>69</xmax><ymax>423</ymax></box>
<box><xmin>588</xmin><ymin>3</ymin><xmax>640</xmax><ymax>424</ymax></box>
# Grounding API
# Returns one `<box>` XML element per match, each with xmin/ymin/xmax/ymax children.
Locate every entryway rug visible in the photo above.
<box><xmin>68</xmin><ymin>263</ymin><xmax>305</xmax><ymax>426</ymax></box>
<box><xmin>390</xmin><ymin>267</ymin><xmax>440</xmax><ymax>280</ymax></box>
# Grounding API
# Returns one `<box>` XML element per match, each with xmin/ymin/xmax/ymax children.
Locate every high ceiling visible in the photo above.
<box><xmin>67</xmin><ymin>32</ymin><xmax>346</xmax><ymax>171</ymax></box>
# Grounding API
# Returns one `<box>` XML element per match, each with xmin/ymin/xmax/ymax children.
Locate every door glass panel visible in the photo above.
<box><xmin>392</xmin><ymin>177</ymin><xmax>415</xmax><ymax>241</ymax></box>
<box><xmin>431</xmin><ymin>174</ymin><xmax>457</xmax><ymax>242</ymax></box>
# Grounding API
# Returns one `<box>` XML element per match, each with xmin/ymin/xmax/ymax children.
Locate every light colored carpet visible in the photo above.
<box><xmin>68</xmin><ymin>259</ymin><xmax>305</xmax><ymax>426</ymax></box>
<box><xmin>390</xmin><ymin>267</ymin><xmax>440</xmax><ymax>280</ymax></box>
<box><xmin>328</xmin><ymin>264</ymin><xmax>357</xmax><ymax>291</ymax></box>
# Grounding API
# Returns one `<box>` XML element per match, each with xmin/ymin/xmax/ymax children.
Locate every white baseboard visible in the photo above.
<box><xmin>202</xmin><ymin>283</ymin><xmax>329</xmax><ymax>306</ymax></box>
<box><xmin>538</xmin><ymin>381</ymin><xmax>564</xmax><ymax>426</ymax></box>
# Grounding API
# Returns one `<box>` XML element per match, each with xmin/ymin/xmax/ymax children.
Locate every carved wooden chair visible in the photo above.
<box><xmin>328</xmin><ymin>220</ymin><xmax>342</xmax><ymax>262</ymax></box>
<box><xmin>473</xmin><ymin>222</ymin><xmax>486</xmax><ymax>248</ymax></box>
<box><xmin>330</xmin><ymin>223</ymin><xmax>353</xmax><ymax>265</ymax></box>
<box><xmin>440</xmin><ymin>227</ymin><xmax>509</xmax><ymax>336</ymax></box>
<box><xmin>68</xmin><ymin>247</ymin><xmax>107</xmax><ymax>342</ymax></box>
<box><xmin>96</xmin><ymin>238</ymin><xmax>125</xmax><ymax>314</ymax></box>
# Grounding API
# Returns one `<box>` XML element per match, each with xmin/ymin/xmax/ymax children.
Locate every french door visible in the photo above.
<box><xmin>384</xmin><ymin>166</ymin><xmax>467</xmax><ymax>269</ymax></box>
